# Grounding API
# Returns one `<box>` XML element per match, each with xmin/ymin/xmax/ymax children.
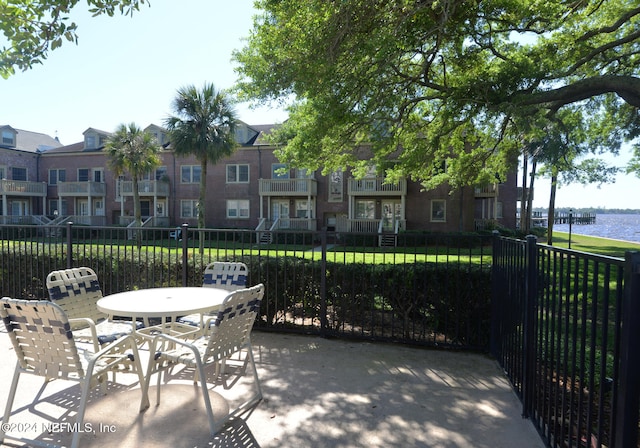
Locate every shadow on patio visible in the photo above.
<box><xmin>0</xmin><ymin>328</ymin><xmax>544</xmax><ymax>448</ymax></box>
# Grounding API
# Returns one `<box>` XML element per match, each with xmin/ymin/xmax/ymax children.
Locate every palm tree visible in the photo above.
<box><xmin>106</xmin><ymin>123</ymin><xmax>162</xmax><ymax>227</ymax></box>
<box><xmin>165</xmin><ymin>83</ymin><xmax>238</xmax><ymax>251</ymax></box>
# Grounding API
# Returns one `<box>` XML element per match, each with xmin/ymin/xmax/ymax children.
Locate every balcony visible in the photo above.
<box><xmin>348</xmin><ymin>177</ymin><xmax>406</xmax><ymax>196</ymax></box>
<box><xmin>120</xmin><ymin>180</ymin><xmax>170</xmax><ymax>197</ymax></box>
<box><xmin>259</xmin><ymin>178</ymin><xmax>317</xmax><ymax>196</ymax></box>
<box><xmin>475</xmin><ymin>185</ymin><xmax>498</xmax><ymax>198</ymax></box>
<box><xmin>0</xmin><ymin>180</ymin><xmax>46</xmax><ymax>197</ymax></box>
<box><xmin>58</xmin><ymin>181</ymin><xmax>106</xmax><ymax>196</ymax></box>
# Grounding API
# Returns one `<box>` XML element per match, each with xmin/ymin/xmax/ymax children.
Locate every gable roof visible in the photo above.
<box><xmin>40</xmin><ymin>141</ymin><xmax>86</xmax><ymax>154</ymax></box>
<box><xmin>247</xmin><ymin>124</ymin><xmax>277</xmax><ymax>146</ymax></box>
<box><xmin>0</xmin><ymin>126</ymin><xmax>62</xmax><ymax>153</ymax></box>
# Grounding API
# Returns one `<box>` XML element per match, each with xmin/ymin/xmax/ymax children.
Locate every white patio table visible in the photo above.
<box><xmin>97</xmin><ymin>287</ymin><xmax>229</xmax><ymax>340</ymax></box>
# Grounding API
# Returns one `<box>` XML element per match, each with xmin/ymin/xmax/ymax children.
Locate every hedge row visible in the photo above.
<box><xmin>1</xmin><ymin>244</ymin><xmax>492</xmax><ymax>349</ymax></box>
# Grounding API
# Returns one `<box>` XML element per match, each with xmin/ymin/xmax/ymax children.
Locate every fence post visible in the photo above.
<box><xmin>490</xmin><ymin>230</ymin><xmax>502</xmax><ymax>358</ymax></box>
<box><xmin>320</xmin><ymin>227</ymin><xmax>328</xmax><ymax>337</ymax></box>
<box><xmin>181</xmin><ymin>223</ymin><xmax>189</xmax><ymax>287</ymax></box>
<box><xmin>614</xmin><ymin>251</ymin><xmax>640</xmax><ymax>447</ymax></box>
<box><xmin>522</xmin><ymin>234</ymin><xmax>538</xmax><ymax>418</ymax></box>
<box><xmin>66</xmin><ymin>221</ymin><xmax>73</xmax><ymax>269</ymax></box>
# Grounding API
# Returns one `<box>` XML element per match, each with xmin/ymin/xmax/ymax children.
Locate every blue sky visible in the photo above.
<box><xmin>3</xmin><ymin>0</ymin><xmax>639</xmax><ymax>210</ymax></box>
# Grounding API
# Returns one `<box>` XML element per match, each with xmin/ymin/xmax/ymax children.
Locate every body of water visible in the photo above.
<box><xmin>553</xmin><ymin>214</ymin><xmax>640</xmax><ymax>243</ymax></box>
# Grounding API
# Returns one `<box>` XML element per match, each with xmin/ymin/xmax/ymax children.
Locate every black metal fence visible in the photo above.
<box><xmin>492</xmin><ymin>235</ymin><xmax>640</xmax><ymax>448</ymax></box>
<box><xmin>0</xmin><ymin>222</ymin><xmax>493</xmax><ymax>349</ymax></box>
<box><xmin>3</xmin><ymin>223</ymin><xmax>638</xmax><ymax>447</ymax></box>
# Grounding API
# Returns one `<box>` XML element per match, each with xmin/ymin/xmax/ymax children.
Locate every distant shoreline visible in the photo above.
<box><xmin>533</xmin><ymin>208</ymin><xmax>640</xmax><ymax>215</ymax></box>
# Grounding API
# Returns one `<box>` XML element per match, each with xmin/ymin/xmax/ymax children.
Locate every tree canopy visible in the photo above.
<box><xmin>165</xmin><ymin>83</ymin><xmax>237</xmax><ymax>248</ymax></box>
<box><xmin>233</xmin><ymin>0</ymin><xmax>640</xmax><ymax>188</ymax></box>
<box><xmin>106</xmin><ymin>122</ymin><xmax>161</xmax><ymax>226</ymax></box>
<box><xmin>0</xmin><ymin>0</ymin><xmax>148</xmax><ymax>78</ymax></box>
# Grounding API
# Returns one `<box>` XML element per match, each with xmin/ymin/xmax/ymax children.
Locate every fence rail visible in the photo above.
<box><xmin>1</xmin><ymin>223</ymin><xmax>638</xmax><ymax>447</ymax></box>
<box><xmin>492</xmin><ymin>235</ymin><xmax>640</xmax><ymax>448</ymax></box>
<box><xmin>0</xmin><ymin>223</ymin><xmax>493</xmax><ymax>350</ymax></box>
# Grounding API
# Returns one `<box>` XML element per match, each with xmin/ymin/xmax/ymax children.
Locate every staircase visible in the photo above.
<box><xmin>379</xmin><ymin>232</ymin><xmax>397</xmax><ymax>247</ymax></box>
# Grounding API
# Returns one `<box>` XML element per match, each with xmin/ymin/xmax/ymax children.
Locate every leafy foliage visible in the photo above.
<box><xmin>105</xmin><ymin>122</ymin><xmax>162</xmax><ymax>226</ymax></box>
<box><xmin>165</xmin><ymin>83</ymin><xmax>238</xmax><ymax>238</ymax></box>
<box><xmin>0</xmin><ymin>0</ymin><xmax>149</xmax><ymax>78</ymax></box>
<box><xmin>234</xmin><ymin>0</ymin><xmax>640</xmax><ymax>188</ymax></box>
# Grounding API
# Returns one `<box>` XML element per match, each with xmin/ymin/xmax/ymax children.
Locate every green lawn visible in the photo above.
<box><xmin>548</xmin><ymin>231</ymin><xmax>640</xmax><ymax>258</ymax></box>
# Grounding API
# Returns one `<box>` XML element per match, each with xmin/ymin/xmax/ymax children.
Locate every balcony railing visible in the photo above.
<box><xmin>271</xmin><ymin>218</ymin><xmax>317</xmax><ymax>231</ymax></box>
<box><xmin>120</xmin><ymin>180</ymin><xmax>170</xmax><ymax>196</ymax></box>
<box><xmin>57</xmin><ymin>181</ymin><xmax>106</xmax><ymax>196</ymax></box>
<box><xmin>0</xmin><ymin>180</ymin><xmax>46</xmax><ymax>196</ymax></box>
<box><xmin>474</xmin><ymin>184</ymin><xmax>498</xmax><ymax>198</ymax></box>
<box><xmin>348</xmin><ymin>177</ymin><xmax>406</xmax><ymax>196</ymax></box>
<box><xmin>259</xmin><ymin>179</ymin><xmax>317</xmax><ymax>196</ymax></box>
<box><xmin>336</xmin><ymin>218</ymin><xmax>381</xmax><ymax>233</ymax></box>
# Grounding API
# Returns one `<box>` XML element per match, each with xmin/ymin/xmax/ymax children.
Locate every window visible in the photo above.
<box><xmin>2</xmin><ymin>130</ymin><xmax>15</xmax><ymax>146</ymax></box>
<box><xmin>497</xmin><ymin>201</ymin><xmax>503</xmax><ymax>219</ymax></box>
<box><xmin>226</xmin><ymin>164</ymin><xmax>249</xmax><ymax>183</ymax></box>
<box><xmin>49</xmin><ymin>169</ymin><xmax>66</xmax><ymax>185</ymax></box>
<box><xmin>295</xmin><ymin>200</ymin><xmax>314</xmax><ymax>218</ymax></box>
<box><xmin>431</xmin><ymin>199</ymin><xmax>446</xmax><ymax>222</ymax></box>
<box><xmin>181</xmin><ymin>165</ymin><xmax>201</xmax><ymax>183</ymax></box>
<box><xmin>271</xmin><ymin>163</ymin><xmax>289</xmax><ymax>179</ymax></box>
<box><xmin>295</xmin><ymin>168</ymin><xmax>313</xmax><ymax>179</ymax></box>
<box><xmin>85</xmin><ymin>135</ymin><xmax>95</xmax><ymax>149</ymax></box>
<box><xmin>227</xmin><ymin>200</ymin><xmax>250</xmax><ymax>218</ymax></box>
<box><xmin>155</xmin><ymin>166</ymin><xmax>167</xmax><ymax>180</ymax></box>
<box><xmin>78</xmin><ymin>168</ymin><xmax>89</xmax><ymax>182</ymax></box>
<box><xmin>93</xmin><ymin>169</ymin><xmax>103</xmax><ymax>183</ymax></box>
<box><xmin>49</xmin><ymin>199</ymin><xmax>68</xmax><ymax>216</ymax></box>
<box><xmin>355</xmin><ymin>200</ymin><xmax>375</xmax><ymax>219</ymax></box>
<box><xmin>0</xmin><ymin>166</ymin><xmax>5</xmax><ymax>179</ymax></box>
<box><xmin>180</xmin><ymin>200</ymin><xmax>199</xmax><ymax>218</ymax></box>
<box><xmin>11</xmin><ymin>167</ymin><xmax>27</xmax><ymax>181</ymax></box>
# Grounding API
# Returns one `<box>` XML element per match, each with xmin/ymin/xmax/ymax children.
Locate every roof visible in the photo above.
<box><xmin>245</xmin><ymin>124</ymin><xmax>278</xmax><ymax>146</ymax></box>
<box><xmin>0</xmin><ymin>126</ymin><xmax>63</xmax><ymax>153</ymax></box>
<box><xmin>40</xmin><ymin>141</ymin><xmax>92</xmax><ymax>154</ymax></box>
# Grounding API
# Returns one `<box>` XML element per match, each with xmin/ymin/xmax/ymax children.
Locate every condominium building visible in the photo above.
<box><xmin>1</xmin><ymin>123</ymin><xmax>517</xmax><ymax>237</ymax></box>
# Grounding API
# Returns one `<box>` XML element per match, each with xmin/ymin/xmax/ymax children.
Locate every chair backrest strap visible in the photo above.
<box><xmin>205</xmin><ymin>283</ymin><xmax>264</xmax><ymax>361</ymax></box>
<box><xmin>0</xmin><ymin>298</ymin><xmax>85</xmax><ymax>379</ymax></box>
<box><xmin>46</xmin><ymin>267</ymin><xmax>106</xmax><ymax>323</ymax></box>
<box><xmin>202</xmin><ymin>262</ymin><xmax>248</xmax><ymax>291</ymax></box>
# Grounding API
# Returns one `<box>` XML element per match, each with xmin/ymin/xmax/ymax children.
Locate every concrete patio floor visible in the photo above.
<box><xmin>0</xmin><ymin>326</ymin><xmax>545</xmax><ymax>448</ymax></box>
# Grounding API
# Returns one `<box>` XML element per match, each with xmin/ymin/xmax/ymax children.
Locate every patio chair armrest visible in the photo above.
<box><xmin>87</xmin><ymin>333</ymin><xmax>142</xmax><ymax>373</ymax></box>
<box><xmin>148</xmin><ymin>333</ymin><xmax>207</xmax><ymax>369</ymax></box>
<box><xmin>148</xmin><ymin>332</ymin><xmax>197</xmax><ymax>354</ymax></box>
<box><xmin>69</xmin><ymin>317</ymin><xmax>99</xmax><ymax>351</ymax></box>
<box><xmin>201</xmin><ymin>316</ymin><xmax>218</xmax><ymax>335</ymax></box>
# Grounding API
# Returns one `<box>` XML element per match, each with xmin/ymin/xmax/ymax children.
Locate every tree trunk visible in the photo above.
<box><xmin>132</xmin><ymin>176</ymin><xmax>141</xmax><ymax>226</ymax></box>
<box><xmin>520</xmin><ymin>155</ymin><xmax>529</xmax><ymax>233</ymax></box>
<box><xmin>198</xmin><ymin>158</ymin><xmax>208</xmax><ymax>254</ymax></box>
<box><xmin>547</xmin><ymin>170</ymin><xmax>558</xmax><ymax>245</ymax></box>
<box><xmin>132</xmin><ymin>176</ymin><xmax>142</xmax><ymax>248</ymax></box>
<box><xmin>526</xmin><ymin>159</ymin><xmax>537</xmax><ymax>235</ymax></box>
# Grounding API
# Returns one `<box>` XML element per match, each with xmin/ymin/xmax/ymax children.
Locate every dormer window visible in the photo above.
<box><xmin>2</xmin><ymin>129</ymin><xmax>16</xmax><ymax>146</ymax></box>
<box><xmin>85</xmin><ymin>135</ymin><xmax>96</xmax><ymax>148</ymax></box>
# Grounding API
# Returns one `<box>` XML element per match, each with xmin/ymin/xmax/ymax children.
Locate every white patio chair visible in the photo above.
<box><xmin>46</xmin><ymin>267</ymin><xmax>142</xmax><ymax>345</ymax></box>
<box><xmin>177</xmin><ymin>261</ymin><xmax>248</xmax><ymax>329</ymax></box>
<box><xmin>143</xmin><ymin>283</ymin><xmax>264</xmax><ymax>436</ymax></box>
<box><xmin>0</xmin><ymin>297</ymin><xmax>149</xmax><ymax>448</ymax></box>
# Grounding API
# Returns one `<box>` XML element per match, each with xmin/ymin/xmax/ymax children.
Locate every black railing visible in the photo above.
<box><xmin>492</xmin><ymin>235</ymin><xmax>640</xmax><ymax>448</ymax></box>
<box><xmin>0</xmin><ymin>223</ymin><xmax>493</xmax><ymax>350</ymax></box>
<box><xmin>3</xmin><ymin>223</ymin><xmax>638</xmax><ymax>447</ymax></box>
